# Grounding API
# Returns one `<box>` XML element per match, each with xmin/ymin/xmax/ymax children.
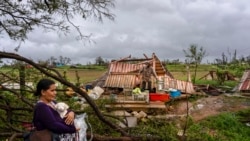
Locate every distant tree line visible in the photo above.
<box><xmin>161</xmin><ymin>44</ymin><xmax>250</xmax><ymax>84</ymax></box>
<box><xmin>214</xmin><ymin>49</ymin><xmax>250</xmax><ymax>65</ymax></box>
<box><xmin>0</xmin><ymin>56</ymin><xmax>111</xmax><ymax>68</ymax></box>
<box><xmin>162</xmin><ymin>48</ymin><xmax>250</xmax><ymax>66</ymax></box>
<box><xmin>95</xmin><ymin>56</ymin><xmax>109</xmax><ymax>66</ymax></box>
<box><xmin>1</xmin><ymin>49</ymin><xmax>249</xmax><ymax>68</ymax></box>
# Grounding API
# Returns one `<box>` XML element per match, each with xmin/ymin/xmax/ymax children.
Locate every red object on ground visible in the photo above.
<box><xmin>149</xmin><ymin>93</ymin><xmax>170</xmax><ymax>102</ymax></box>
<box><xmin>21</xmin><ymin>122</ymin><xmax>33</xmax><ymax>131</ymax></box>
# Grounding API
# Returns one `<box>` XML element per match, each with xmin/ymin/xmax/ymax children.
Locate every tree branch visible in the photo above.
<box><xmin>0</xmin><ymin>51</ymin><xmax>129</xmax><ymax>136</ymax></box>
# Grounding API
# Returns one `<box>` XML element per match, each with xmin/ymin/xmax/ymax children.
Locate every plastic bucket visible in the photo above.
<box><xmin>170</xmin><ymin>90</ymin><xmax>181</xmax><ymax>98</ymax></box>
<box><xmin>157</xmin><ymin>80</ymin><xmax>164</xmax><ymax>90</ymax></box>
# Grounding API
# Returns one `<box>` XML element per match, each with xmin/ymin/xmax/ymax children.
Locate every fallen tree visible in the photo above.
<box><xmin>0</xmin><ymin>51</ymin><xmax>130</xmax><ymax>137</ymax></box>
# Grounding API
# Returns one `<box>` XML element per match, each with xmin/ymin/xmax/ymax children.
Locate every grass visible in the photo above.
<box><xmin>62</xmin><ymin>66</ymin><xmax>213</xmax><ymax>84</ymax></box>
<box><xmin>168</xmin><ymin>64</ymin><xmax>219</xmax><ymax>81</ymax></box>
<box><xmin>187</xmin><ymin>109</ymin><xmax>250</xmax><ymax>141</ymax></box>
<box><xmin>167</xmin><ymin>64</ymin><xmax>216</xmax><ymax>72</ymax></box>
<box><xmin>81</xmin><ymin>97</ymin><xmax>250</xmax><ymax>141</ymax></box>
<box><xmin>55</xmin><ymin>68</ymin><xmax>106</xmax><ymax>84</ymax></box>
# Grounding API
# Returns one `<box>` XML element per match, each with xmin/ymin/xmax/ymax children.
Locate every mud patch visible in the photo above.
<box><xmin>170</xmin><ymin>94</ymin><xmax>250</xmax><ymax>121</ymax></box>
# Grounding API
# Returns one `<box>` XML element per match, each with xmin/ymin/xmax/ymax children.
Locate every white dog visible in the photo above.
<box><xmin>54</xmin><ymin>102</ymin><xmax>69</xmax><ymax>119</ymax></box>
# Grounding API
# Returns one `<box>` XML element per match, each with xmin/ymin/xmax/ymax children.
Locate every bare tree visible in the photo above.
<box><xmin>95</xmin><ymin>56</ymin><xmax>105</xmax><ymax>65</ymax></box>
<box><xmin>183</xmin><ymin>44</ymin><xmax>207</xmax><ymax>83</ymax></box>
<box><xmin>47</xmin><ymin>56</ymin><xmax>57</xmax><ymax>67</ymax></box>
<box><xmin>0</xmin><ymin>0</ymin><xmax>115</xmax><ymax>41</ymax></box>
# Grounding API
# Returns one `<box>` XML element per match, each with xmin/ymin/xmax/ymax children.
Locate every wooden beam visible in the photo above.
<box><xmin>112</xmin><ymin>58</ymin><xmax>152</xmax><ymax>62</ymax></box>
<box><xmin>110</xmin><ymin>72</ymin><xmax>137</xmax><ymax>75</ymax></box>
<box><xmin>105</xmin><ymin>101</ymin><xmax>166</xmax><ymax>110</ymax></box>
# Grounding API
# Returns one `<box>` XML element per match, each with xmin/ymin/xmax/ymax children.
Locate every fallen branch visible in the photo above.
<box><xmin>0</xmin><ymin>51</ymin><xmax>128</xmax><ymax>136</ymax></box>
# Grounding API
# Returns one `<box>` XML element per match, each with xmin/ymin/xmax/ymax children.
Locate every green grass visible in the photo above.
<box><xmin>167</xmin><ymin>64</ymin><xmax>216</xmax><ymax>72</ymax></box>
<box><xmin>187</xmin><ymin>109</ymin><xmax>250</xmax><ymax>141</ymax></box>
<box><xmin>81</xmin><ymin>98</ymin><xmax>250</xmax><ymax>141</ymax></box>
<box><xmin>57</xmin><ymin>69</ymin><xmax>106</xmax><ymax>84</ymax></box>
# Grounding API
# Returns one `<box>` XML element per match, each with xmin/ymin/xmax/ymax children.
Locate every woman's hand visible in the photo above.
<box><xmin>76</xmin><ymin>127</ymin><xmax>81</xmax><ymax>131</ymax></box>
<box><xmin>64</xmin><ymin>111</ymin><xmax>75</xmax><ymax>125</ymax></box>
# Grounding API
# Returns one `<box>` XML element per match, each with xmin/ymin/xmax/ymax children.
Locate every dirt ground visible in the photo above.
<box><xmin>168</xmin><ymin>94</ymin><xmax>250</xmax><ymax>121</ymax></box>
<box><xmin>102</xmin><ymin>92</ymin><xmax>250</xmax><ymax>123</ymax></box>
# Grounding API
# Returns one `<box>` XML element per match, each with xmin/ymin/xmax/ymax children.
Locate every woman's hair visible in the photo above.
<box><xmin>34</xmin><ymin>78</ymin><xmax>55</xmax><ymax>96</ymax></box>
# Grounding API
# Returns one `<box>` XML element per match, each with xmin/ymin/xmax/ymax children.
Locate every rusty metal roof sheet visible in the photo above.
<box><xmin>104</xmin><ymin>62</ymin><xmax>145</xmax><ymax>88</ymax></box>
<box><xmin>238</xmin><ymin>69</ymin><xmax>250</xmax><ymax>91</ymax></box>
<box><xmin>109</xmin><ymin>62</ymin><xmax>143</xmax><ymax>73</ymax></box>
<box><xmin>105</xmin><ymin>74</ymin><xmax>137</xmax><ymax>88</ymax></box>
<box><xmin>163</xmin><ymin>77</ymin><xmax>194</xmax><ymax>94</ymax></box>
<box><xmin>104</xmin><ymin>74</ymin><xmax>195</xmax><ymax>93</ymax></box>
<box><xmin>103</xmin><ymin>53</ymin><xmax>195</xmax><ymax>93</ymax></box>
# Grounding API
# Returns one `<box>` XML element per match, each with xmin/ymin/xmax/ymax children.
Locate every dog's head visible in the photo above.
<box><xmin>55</xmin><ymin>102</ymin><xmax>69</xmax><ymax>113</ymax></box>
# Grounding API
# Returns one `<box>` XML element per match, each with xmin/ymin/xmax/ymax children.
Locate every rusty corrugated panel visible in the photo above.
<box><xmin>109</xmin><ymin>62</ymin><xmax>137</xmax><ymax>73</ymax></box>
<box><xmin>116</xmin><ymin>63</ymin><xmax>120</xmax><ymax>72</ymax></box>
<box><xmin>104</xmin><ymin>73</ymin><xmax>194</xmax><ymax>93</ymax></box>
<box><xmin>110</xmin><ymin>62</ymin><xmax>115</xmax><ymax>73</ymax></box>
<box><xmin>241</xmin><ymin>79</ymin><xmax>250</xmax><ymax>91</ymax></box>
<box><xmin>238</xmin><ymin>70</ymin><xmax>250</xmax><ymax>91</ymax></box>
<box><xmin>104</xmin><ymin>74</ymin><xmax>136</xmax><ymax>88</ymax></box>
<box><xmin>163</xmin><ymin>77</ymin><xmax>195</xmax><ymax>94</ymax></box>
<box><xmin>109</xmin><ymin>62</ymin><xmax>144</xmax><ymax>74</ymax></box>
<box><xmin>124</xmin><ymin>63</ymin><xmax>130</xmax><ymax>72</ymax></box>
<box><xmin>115</xmin><ymin>63</ymin><xmax>121</xmax><ymax>72</ymax></box>
<box><xmin>123</xmin><ymin>63</ymin><xmax>130</xmax><ymax>73</ymax></box>
<box><xmin>120</xmin><ymin>63</ymin><xmax>126</xmax><ymax>72</ymax></box>
<box><xmin>132</xmin><ymin>63</ymin><xmax>139</xmax><ymax>72</ymax></box>
<box><xmin>104</xmin><ymin>54</ymin><xmax>191</xmax><ymax>91</ymax></box>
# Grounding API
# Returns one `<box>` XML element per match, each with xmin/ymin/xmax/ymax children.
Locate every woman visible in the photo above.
<box><xmin>32</xmin><ymin>78</ymin><xmax>80</xmax><ymax>140</ymax></box>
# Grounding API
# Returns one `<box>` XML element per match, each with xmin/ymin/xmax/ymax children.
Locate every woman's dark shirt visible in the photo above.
<box><xmin>33</xmin><ymin>102</ymin><xmax>76</xmax><ymax>134</ymax></box>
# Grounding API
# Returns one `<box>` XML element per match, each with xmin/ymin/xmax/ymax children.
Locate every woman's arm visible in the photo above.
<box><xmin>52</xmin><ymin>100</ymin><xmax>75</xmax><ymax>125</ymax></box>
<box><xmin>64</xmin><ymin>111</ymin><xmax>75</xmax><ymax>125</ymax></box>
<box><xmin>34</xmin><ymin>103</ymin><xmax>76</xmax><ymax>134</ymax></box>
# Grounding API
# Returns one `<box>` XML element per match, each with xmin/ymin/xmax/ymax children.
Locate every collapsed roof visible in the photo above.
<box><xmin>93</xmin><ymin>53</ymin><xmax>195</xmax><ymax>94</ymax></box>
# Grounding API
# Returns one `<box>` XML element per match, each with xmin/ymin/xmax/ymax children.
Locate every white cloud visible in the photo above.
<box><xmin>1</xmin><ymin>0</ymin><xmax>250</xmax><ymax>64</ymax></box>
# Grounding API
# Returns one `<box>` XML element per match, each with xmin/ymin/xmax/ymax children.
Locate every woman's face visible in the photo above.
<box><xmin>41</xmin><ymin>84</ymin><xmax>57</xmax><ymax>103</ymax></box>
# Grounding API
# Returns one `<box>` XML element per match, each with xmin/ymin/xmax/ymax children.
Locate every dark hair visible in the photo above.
<box><xmin>34</xmin><ymin>78</ymin><xmax>55</xmax><ymax>96</ymax></box>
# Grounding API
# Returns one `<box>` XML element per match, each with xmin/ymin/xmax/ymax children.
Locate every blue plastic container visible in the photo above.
<box><xmin>170</xmin><ymin>90</ymin><xmax>181</xmax><ymax>98</ymax></box>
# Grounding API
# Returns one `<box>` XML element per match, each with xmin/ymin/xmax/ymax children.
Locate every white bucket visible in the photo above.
<box><xmin>157</xmin><ymin>79</ymin><xmax>164</xmax><ymax>90</ymax></box>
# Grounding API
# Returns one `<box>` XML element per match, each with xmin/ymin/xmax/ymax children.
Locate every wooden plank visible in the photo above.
<box><xmin>105</xmin><ymin>102</ymin><xmax>166</xmax><ymax>110</ymax></box>
<box><xmin>113</xmin><ymin>100</ymin><xmax>148</xmax><ymax>104</ymax></box>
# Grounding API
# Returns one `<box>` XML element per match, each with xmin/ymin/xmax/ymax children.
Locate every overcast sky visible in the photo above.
<box><xmin>1</xmin><ymin>0</ymin><xmax>250</xmax><ymax>64</ymax></box>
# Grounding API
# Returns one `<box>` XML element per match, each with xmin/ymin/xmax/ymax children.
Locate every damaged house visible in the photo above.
<box><xmin>93</xmin><ymin>53</ymin><xmax>195</xmax><ymax>95</ymax></box>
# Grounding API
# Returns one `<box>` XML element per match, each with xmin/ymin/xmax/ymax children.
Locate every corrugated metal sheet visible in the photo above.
<box><xmin>241</xmin><ymin>80</ymin><xmax>250</xmax><ymax>90</ymax></box>
<box><xmin>104</xmin><ymin>74</ymin><xmax>194</xmax><ymax>93</ymax></box>
<box><xmin>105</xmin><ymin>74</ymin><xmax>136</xmax><ymax>88</ymax></box>
<box><xmin>238</xmin><ymin>69</ymin><xmax>250</xmax><ymax>91</ymax></box>
<box><xmin>103</xmin><ymin>55</ymin><xmax>195</xmax><ymax>94</ymax></box>
<box><xmin>163</xmin><ymin>77</ymin><xmax>194</xmax><ymax>94</ymax></box>
<box><xmin>105</xmin><ymin>62</ymin><xmax>143</xmax><ymax>88</ymax></box>
<box><xmin>109</xmin><ymin>62</ymin><xmax>144</xmax><ymax>73</ymax></box>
